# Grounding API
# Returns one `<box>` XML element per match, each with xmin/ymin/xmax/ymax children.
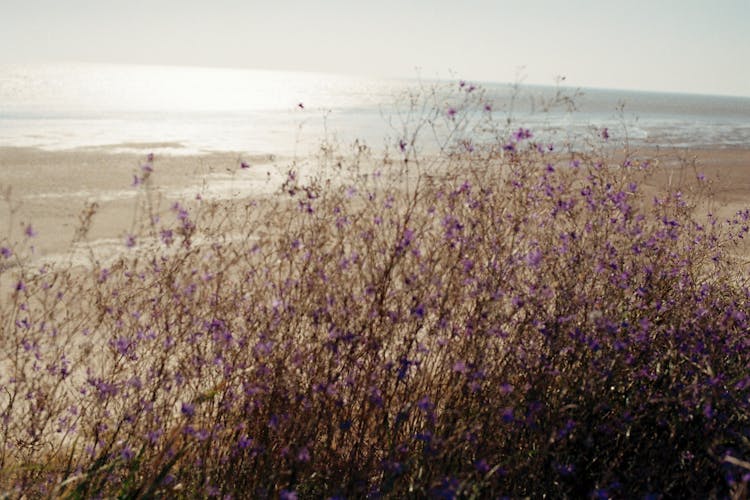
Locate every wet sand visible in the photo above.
<box><xmin>1</xmin><ymin>145</ymin><xmax>749</xmax><ymax>261</ymax></box>
<box><xmin>0</xmin><ymin>147</ymin><xmax>284</xmax><ymax>259</ymax></box>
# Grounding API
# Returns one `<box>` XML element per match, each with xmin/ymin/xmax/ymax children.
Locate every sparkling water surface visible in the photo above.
<box><xmin>1</xmin><ymin>63</ymin><xmax>749</xmax><ymax>156</ymax></box>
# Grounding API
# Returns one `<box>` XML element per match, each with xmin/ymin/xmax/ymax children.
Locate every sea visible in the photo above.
<box><xmin>1</xmin><ymin>62</ymin><xmax>749</xmax><ymax>157</ymax></box>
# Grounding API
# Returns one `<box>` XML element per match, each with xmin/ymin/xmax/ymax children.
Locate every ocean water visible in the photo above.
<box><xmin>1</xmin><ymin>62</ymin><xmax>749</xmax><ymax>157</ymax></box>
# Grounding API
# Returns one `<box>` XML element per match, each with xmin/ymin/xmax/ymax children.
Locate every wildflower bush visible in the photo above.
<box><xmin>2</xmin><ymin>83</ymin><xmax>750</xmax><ymax>498</ymax></box>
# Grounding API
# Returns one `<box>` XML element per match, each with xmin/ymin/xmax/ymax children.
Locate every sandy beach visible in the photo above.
<box><xmin>0</xmin><ymin>147</ymin><xmax>285</xmax><ymax>260</ymax></box>
<box><xmin>635</xmin><ymin>147</ymin><xmax>750</xmax><ymax>225</ymax></box>
<box><xmin>1</xmin><ymin>145</ymin><xmax>749</xmax><ymax>261</ymax></box>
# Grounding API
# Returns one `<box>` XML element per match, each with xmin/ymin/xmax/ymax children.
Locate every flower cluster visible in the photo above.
<box><xmin>1</xmin><ymin>84</ymin><xmax>749</xmax><ymax>498</ymax></box>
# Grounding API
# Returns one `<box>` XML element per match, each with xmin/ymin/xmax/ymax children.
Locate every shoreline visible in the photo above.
<box><xmin>0</xmin><ymin>147</ymin><xmax>286</xmax><ymax>259</ymax></box>
<box><xmin>1</xmin><ymin>145</ymin><xmax>749</xmax><ymax>261</ymax></box>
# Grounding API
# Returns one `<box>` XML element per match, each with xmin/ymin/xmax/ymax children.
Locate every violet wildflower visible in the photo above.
<box><xmin>703</xmin><ymin>403</ymin><xmax>714</xmax><ymax>420</ymax></box>
<box><xmin>417</xmin><ymin>396</ymin><xmax>434</xmax><ymax>412</ymax></box>
<box><xmin>24</xmin><ymin>224</ymin><xmax>36</xmax><ymax>237</ymax></box>
<box><xmin>125</xmin><ymin>234</ymin><xmax>136</xmax><ymax>248</ymax></box>
<box><xmin>411</xmin><ymin>303</ymin><xmax>425</xmax><ymax>319</ymax></box>
<box><xmin>146</xmin><ymin>429</ymin><xmax>163</xmax><ymax>445</ymax></box>
<box><xmin>0</xmin><ymin>247</ymin><xmax>11</xmax><ymax>258</ymax></box>
<box><xmin>120</xmin><ymin>445</ymin><xmax>135</xmax><ymax>462</ymax></box>
<box><xmin>513</xmin><ymin>128</ymin><xmax>533</xmax><ymax>141</ymax></box>
<box><xmin>181</xmin><ymin>402</ymin><xmax>195</xmax><ymax>418</ymax></box>
<box><xmin>447</xmin><ymin>107</ymin><xmax>457</xmax><ymax>118</ymax></box>
<box><xmin>280</xmin><ymin>490</ymin><xmax>298</xmax><ymax>500</ymax></box>
<box><xmin>238</xmin><ymin>435</ymin><xmax>253</xmax><ymax>449</ymax></box>
<box><xmin>475</xmin><ymin>459</ymin><xmax>490</xmax><ymax>473</ymax></box>
<box><xmin>602</xmin><ymin>127</ymin><xmax>610</xmax><ymax>140</ymax></box>
<box><xmin>297</xmin><ymin>447</ymin><xmax>311</xmax><ymax>462</ymax></box>
<box><xmin>526</xmin><ymin>249</ymin><xmax>542</xmax><ymax>267</ymax></box>
<box><xmin>160</xmin><ymin>229</ymin><xmax>174</xmax><ymax>246</ymax></box>
<box><xmin>501</xmin><ymin>407</ymin><xmax>514</xmax><ymax>423</ymax></box>
<box><xmin>240</xmin><ymin>161</ymin><xmax>250</xmax><ymax>169</ymax></box>
<box><xmin>555</xmin><ymin>463</ymin><xmax>575</xmax><ymax>476</ymax></box>
<box><xmin>114</xmin><ymin>336</ymin><xmax>132</xmax><ymax>356</ymax></box>
<box><xmin>369</xmin><ymin>386</ymin><xmax>384</xmax><ymax>407</ymax></box>
<box><xmin>396</xmin><ymin>227</ymin><xmax>414</xmax><ymax>254</ymax></box>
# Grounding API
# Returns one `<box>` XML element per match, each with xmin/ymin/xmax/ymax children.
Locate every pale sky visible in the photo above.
<box><xmin>1</xmin><ymin>0</ymin><xmax>749</xmax><ymax>97</ymax></box>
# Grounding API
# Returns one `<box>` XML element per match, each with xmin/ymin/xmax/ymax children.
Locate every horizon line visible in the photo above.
<box><xmin>3</xmin><ymin>58</ymin><xmax>750</xmax><ymax>100</ymax></box>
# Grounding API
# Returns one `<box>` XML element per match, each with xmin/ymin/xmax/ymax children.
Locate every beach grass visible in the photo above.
<box><xmin>2</xmin><ymin>82</ymin><xmax>750</xmax><ymax>498</ymax></box>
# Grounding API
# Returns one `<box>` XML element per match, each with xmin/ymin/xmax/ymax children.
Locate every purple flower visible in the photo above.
<box><xmin>447</xmin><ymin>107</ymin><xmax>457</xmax><ymax>118</ymax></box>
<box><xmin>24</xmin><ymin>224</ymin><xmax>36</xmax><ymax>237</ymax></box>
<box><xmin>0</xmin><ymin>247</ymin><xmax>11</xmax><ymax>258</ymax></box>
<box><xmin>501</xmin><ymin>407</ymin><xmax>514</xmax><ymax>423</ymax></box>
<box><xmin>369</xmin><ymin>386</ymin><xmax>384</xmax><ymax>407</ymax></box>
<box><xmin>417</xmin><ymin>396</ymin><xmax>434</xmax><ymax>412</ymax></box>
<box><xmin>602</xmin><ymin>127</ymin><xmax>610</xmax><ymax>140</ymax></box>
<box><xmin>125</xmin><ymin>235</ymin><xmax>136</xmax><ymax>248</ymax></box>
<box><xmin>396</xmin><ymin>228</ymin><xmax>414</xmax><ymax>254</ymax></box>
<box><xmin>475</xmin><ymin>459</ymin><xmax>490</xmax><ymax>473</ymax></box>
<box><xmin>555</xmin><ymin>462</ymin><xmax>575</xmax><ymax>476</ymax></box>
<box><xmin>526</xmin><ymin>249</ymin><xmax>542</xmax><ymax>267</ymax></box>
<box><xmin>147</xmin><ymin>429</ymin><xmax>163</xmax><ymax>444</ymax></box>
<box><xmin>484</xmin><ymin>103</ymin><xmax>492</xmax><ymax>112</ymax></box>
<box><xmin>411</xmin><ymin>303</ymin><xmax>425</xmax><ymax>319</ymax></box>
<box><xmin>240</xmin><ymin>161</ymin><xmax>250</xmax><ymax>169</ymax></box>
<box><xmin>280</xmin><ymin>489</ymin><xmax>298</xmax><ymax>500</ymax></box>
<box><xmin>238</xmin><ymin>435</ymin><xmax>253</xmax><ymax>449</ymax></box>
<box><xmin>513</xmin><ymin>128</ymin><xmax>533</xmax><ymax>141</ymax></box>
<box><xmin>120</xmin><ymin>445</ymin><xmax>135</xmax><ymax>462</ymax></box>
<box><xmin>114</xmin><ymin>336</ymin><xmax>132</xmax><ymax>356</ymax></box>
<box><xmin>160</xmin><ymin>229</ymin><xmax>174</xmax><ymax>246</ymax></box>
<box><xmin>181</xmin><ymin>402</ymin><xmax>195</xmax><ymax>418</ymax></box>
